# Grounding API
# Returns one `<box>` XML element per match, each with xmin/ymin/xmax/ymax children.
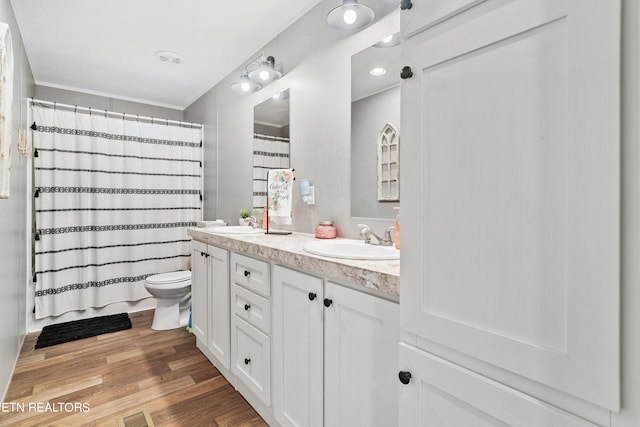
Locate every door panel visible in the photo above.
<box><xmin>190</xmin><ymin>241</ymin><xmax>208</xmax><ymax>345</ymax></box>
<box><xmin>399</xmin><ymin>344</ymin><xmax>599</xmax><ymax>427</ymax></box>
<box><xmin>272</xmin><ymin>266</ymin><xmax>323</xmax><ymax>427</ymax></box>
<box><xmin>208</xmin><ymin>246</ymin><xmax>230</xmax><ymax>369</ymax></box>
<box><xmin>401</xmin><ymin>0</ymin><xmax>620</xmax><ymax>410</ymax></box>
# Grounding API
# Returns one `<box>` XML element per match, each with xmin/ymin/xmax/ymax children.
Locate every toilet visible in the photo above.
<box><xmin>144</xmin><ymin>270</ymin><xmax>192</xmax><ymax>330</ymax></box>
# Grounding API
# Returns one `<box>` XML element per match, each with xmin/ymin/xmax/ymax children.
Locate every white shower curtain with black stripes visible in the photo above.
<box><xmin>31</xmin><ymin>104</ymin><xmax>202</xmax><ymax>319</ymax></box>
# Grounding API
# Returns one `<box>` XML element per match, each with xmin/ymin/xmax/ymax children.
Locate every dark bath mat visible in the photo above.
<box><xmin>34</xmin><ymin>313</ymin><xmax>132</xmax><ymax>349</ymax></box>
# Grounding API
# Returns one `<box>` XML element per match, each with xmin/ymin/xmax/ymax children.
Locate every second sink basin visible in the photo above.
<box><xmin>303</xmin><ymin>239</ymin><xmax>399</xmax><ymax>260</ymax></box>
<box><xmin>207</xmin><ymin>226</ymin><xmax>264</xmax><ymax>235</ymax></box>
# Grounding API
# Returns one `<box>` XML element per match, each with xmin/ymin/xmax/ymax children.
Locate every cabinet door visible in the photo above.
<box><xmin>324</xmin><ymin>282</ymin><xmax>399</xmax><ymax>427</ymax></box>
<box><xmin>401</xmin><ymin>0</ymin><xmax>620</xmax><ymax>412</ymax></box>
<box><xmin>231</xmin><ymin>315</ymin><xmax>271</xmax><ymax>406</ymax></box>
<box><xmin>398</xmin><ymin>343</ymin><xmax>598</xmax><ymax>427</ymax></box>
<box><xmin>190</xmin><ymin>241</ymin><xmax>208</xmax><ymax>345</ymax></box>
<box><xmin>272</xmin><ymin>266</ymin><xmax>323</xmax><ymax>427</ymax></box>
<box><xmin>208</xmin><ymin>245</ymin><xmax>230</xmax><ymax>370</ymax></box>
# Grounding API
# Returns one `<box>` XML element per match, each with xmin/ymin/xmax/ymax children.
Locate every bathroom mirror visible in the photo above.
<box><xmin>253</xmin><ymin>90</ymin><xmax>290</xmax><ymax>210</ymax></box>
<box><xmin>350</xmin><ymin>34</ymin><xmax>400</xmax><ymax>219</ymax></box>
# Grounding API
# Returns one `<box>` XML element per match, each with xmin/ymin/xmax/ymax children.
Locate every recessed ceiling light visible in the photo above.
<box><xmin>154</xmin><ymin>50</ymin><xmax>183</xmax><ymax>64</ymax></box>
<box><xmin>370</xmin><ymin>67</ymin><xmax>387</xmax><ymax>76</ymax></box>
<box><xmin>381</xmin><ymin>35</ymin><xmax>393</xmax><ymax>43</ymax></box>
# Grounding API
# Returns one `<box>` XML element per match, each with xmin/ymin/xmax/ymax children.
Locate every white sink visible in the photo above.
<box><xmin>303</xmin><ymin>239</ymin><xmax>399</xmax><ymax>260</ymax></box>
<box><xmin>207</xmin><ymin>226</ymin><xmax>264</xmax><ymax>235</ymax></box>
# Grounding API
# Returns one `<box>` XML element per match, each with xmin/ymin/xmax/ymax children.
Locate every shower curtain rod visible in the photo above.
<box><xmin>29</xmin><ymin>98</ymin><xmax>203</xmax><ymax>129</ymax></box>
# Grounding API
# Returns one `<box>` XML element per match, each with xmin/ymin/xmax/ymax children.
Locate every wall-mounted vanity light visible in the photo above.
<box><xmin>248</xmin><ymin>54</ymin><xmax>282</xmax><ymax>85</ymax></box>
<box><xmin>231</xmin><ymin>69</ymin><xmax>262</xmax><ymax>93</ymax></box>
<box><xmin>231</xmin><ymin>53</ymin><xmax>282</xmax><ymax>94</ymax></box>
<box><xmin>327</xmin><ymin>0</ymin><xmax>375</xmax><ymax>31</ymax></box>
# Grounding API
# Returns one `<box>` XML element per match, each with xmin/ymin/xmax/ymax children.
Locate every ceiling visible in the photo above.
<box><xmin>10</xmin><ymin>0</ymin><xmax>324</xmax><ymax>110</ymax></box>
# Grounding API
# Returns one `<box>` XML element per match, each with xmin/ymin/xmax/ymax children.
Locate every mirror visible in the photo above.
<box><xmin>351</xmin><ymin>33</ymin><xmax>400</xmax><ymax>219</ymax></box>
<box><xmin>253</xmin><ymin>90</ymin><xmax>290</xmax><ymax>210</ymax></box>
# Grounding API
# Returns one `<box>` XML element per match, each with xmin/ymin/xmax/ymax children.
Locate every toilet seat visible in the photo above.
<box><xmin>145</xmin><ymin>270</ymin><xmax>191</xmax><ymax>285</ymax></box>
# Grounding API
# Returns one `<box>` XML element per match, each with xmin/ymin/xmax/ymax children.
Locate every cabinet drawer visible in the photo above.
<box><xmin>231</xmin><ymin>315</ymin><xmax>271</xmax><ymax>406</ymax></box>
<box><xmin>231</xmin><ymin>283</ymin><xmax>271</xmax><ymax>334</ymax></box>
<box><xmin>230</xmin><ymin>253</ymin><xmax>270</xmax><ymax>297</ymax></box>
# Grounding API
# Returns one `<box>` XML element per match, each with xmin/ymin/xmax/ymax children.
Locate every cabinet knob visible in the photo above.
<box><xmin>324</xmin><ymin>298</ymin><xmax>333</xmax><ymax>307</ymax></box>
<box><xmin>401</xmin><ymin>66</ymin><xmax>414</xmax><ymax>80</ymax></box>
<box><xmin>244</xmin><ymin>270</ymin><xmax>251</xmax><ymax>277</ymax></box>
<box><xmin>400</xmin><ymin>0</ymin><xmax>413</xmax><ymax>10</ymax></box>
<box><xmin>398</xmin><ymin>371</ymin><xmax>412</xmax><ymax>385</ymax></box>
<box><xmin>244</xmin><ymin>304</ymin><xmax>251</xmax><ymax>311</ymax></box>
<box><xmin>244</xmin><ymin>358</ymin><xmax>251</xmax><ymax>365</ymax></box>
<box><xmin>308</xmin><ymin>292</ymin><xmax>317</xmax><ymax>301</ymax></box>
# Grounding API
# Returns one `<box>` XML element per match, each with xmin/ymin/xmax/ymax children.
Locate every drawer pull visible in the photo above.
<box><xmin>324</xmin><ymin>298</ymin><xmax>333</xmax><ymax>308</ymax></box>
<box><xmin>244</xmin><ymin>358</ymin><xmax>251</xmax><ymax>365</ymax></box>
<box><xmin>308</xmin><ymin>292</ymin><xmax>317</xmax><ymax>301</ymax></box>
<box><xmin>244</xmin><ymin>270</ymin><xmax>251</xmax><ymax>277</ymax></box>
<box><xmin>398</xmin><ymin>371</ymin><xmax>412</xmax><ymax>385</ymax></box>
<box><xmin>244</xmin><ymin>304</ymin><xmax>251</xmax><ymax>311</ymax></box>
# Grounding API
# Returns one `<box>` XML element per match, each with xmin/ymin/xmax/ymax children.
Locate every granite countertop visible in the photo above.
<box><xmin>187</xmin><ymin>228</ymin><xmax>400</xmax><ymax>300</ymax></box>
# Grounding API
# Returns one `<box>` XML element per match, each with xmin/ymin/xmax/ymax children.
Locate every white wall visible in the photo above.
<box><xmin>614</xmin><ymin>1</ymin><xmax>640</xmax><ymax>425</ymax></box>
<box><xmin>0</xmin><ymin>0</ymin><xmax>33</xmax><ymax>402</ymax></box>
<box><xmin>34</xmin><ymin>85</ymin><xmax>183</xmax><ymax>121</ymax></box>
<box><xmin>184</xmin><ymin>0</ymin><xmax>399</xmax><ymax>238</ymax></box>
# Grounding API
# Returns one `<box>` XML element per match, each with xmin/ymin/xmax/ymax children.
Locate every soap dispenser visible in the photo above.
<box><xmin>393</xmin><ymin>207</ymin><xmax>400</xmax><ymax>249</ymax></box>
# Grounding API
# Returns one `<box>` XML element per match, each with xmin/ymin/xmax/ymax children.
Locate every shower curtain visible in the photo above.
<box><xmin>252</xmin><ymin>133</ymin><xmax>290</xmax><ymax>210</ymax></box>
<box><xmin>31</xmin><ymin>102</ymin><xmax>202</xmax><ymax>319</ymax></box>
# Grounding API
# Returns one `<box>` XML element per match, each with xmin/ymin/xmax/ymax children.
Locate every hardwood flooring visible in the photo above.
<box><xmin>1</xmin><ymin>310</ymin><xmax>267</xmax><ymax>427</ymax></box>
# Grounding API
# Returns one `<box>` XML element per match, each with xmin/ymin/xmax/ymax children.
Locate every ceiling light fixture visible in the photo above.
<box><xmin>373</xmin><ymin>32</ymin><xmax>401</xmax><ymax>48</ymax></box>
<box><xmin>327</xmin><ymin>0</ymin><xmax>375</xmax><ymax>31</ymax></box>
<box><xmin>231</xmin><ymin>69</ymin><xmax>261</xmax><ymax>93</ymax></box>
<box><xmin>369</xmin><ymin>67</ymin><xmax>387</xmax><ymax>76</ymax></box>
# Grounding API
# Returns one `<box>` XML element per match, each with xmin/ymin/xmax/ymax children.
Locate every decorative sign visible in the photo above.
<box><xmin>377</xmin><ymin>123</ymin><xmax>399</xmax><ymax>202</ymax></box>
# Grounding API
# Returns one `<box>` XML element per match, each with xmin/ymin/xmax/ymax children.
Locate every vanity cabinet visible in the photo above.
<box><xmin>272</xmin><ymin>265</ymin><xmax>399</xmax><ymax>427</ymax></box>
<box><xmin>190</xmin><ymin>240</ymin><xmax>230</xmax><ymax>370</ymax></box>
<box><xmin>399</xmin><ymin>0</ymin><xmax>620</xmax><ymax>424</ymax></box>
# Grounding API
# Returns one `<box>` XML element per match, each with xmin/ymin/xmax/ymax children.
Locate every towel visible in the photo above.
<box><xmin>267</xmin><ymin>168</ymin><xmax>294</xmax><ymax>225</ymax></box>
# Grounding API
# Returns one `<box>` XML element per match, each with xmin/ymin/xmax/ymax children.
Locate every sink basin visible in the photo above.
<box><xmin>303</xmin><ymin>239</ymin><xmax>399</xmax><ymax>260</ymax></box>
<box><xmin>207</xmin><ymin>226</ymin><xmax>264</xmax><ymax>235</ymax></box>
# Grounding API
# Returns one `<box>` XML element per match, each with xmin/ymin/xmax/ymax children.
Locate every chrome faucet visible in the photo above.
<box><xmin>245</xmin><ymin>216</ymin><xmax>261</xmax><ymax>229</ymax></box>
<box><xmin>357</xmin><ymin>224</ymin><xmax>394</xmax><ymax>246</ymax></box>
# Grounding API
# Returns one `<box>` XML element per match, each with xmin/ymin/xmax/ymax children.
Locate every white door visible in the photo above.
<box><xmin>208</xmin><ymin>245</ymin><xmax>230</xmax><ymax>370</ymax></box>
<box><xmin>398</xmin><ymin>343</ymin><xmax>599</xmax><ymax>427</ymax></box>
<box><xmin>190</xmin><ymin>240</ymin><xmax>208</xmax><ymax>345</ymax></box>
<box><xmin>401</xmin><ymin>0</ymin><xmax>620</xmax><ymax>413</ymax></box>
<box><xmin>324</xmin><ymin>282</ymin><xmax>399</xmax><ymax>427</ymax></box>
<box><xmin>272</xmin><ymin>266</ymin><xmax>323</xmax><ymax>427</ymax></box>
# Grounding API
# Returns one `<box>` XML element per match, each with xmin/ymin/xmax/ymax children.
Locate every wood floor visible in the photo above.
<box><xmin>1</xmin><ymin>310</ymin><xmax>267</xmax><ymax>427</ymax></box>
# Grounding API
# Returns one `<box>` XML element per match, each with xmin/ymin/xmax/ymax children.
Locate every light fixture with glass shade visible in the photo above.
<box><xmin>248</xmin><ymin>54</ymin><xmax>282</xmax><ymax>85</ymax></box>
<box><xmin>231</xmin><ymin>69</ymin><xmax>261</xmax><ymax>93</ymax></box>
<box><xmin>327</xmin><ymin>0</ymin><xmax>375</xmax><ymax>31</ymax></box>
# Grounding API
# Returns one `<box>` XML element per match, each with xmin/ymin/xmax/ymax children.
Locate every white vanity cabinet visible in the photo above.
<box><xmin>272</xmin><ymin>265</ymin><xmax>399</xmax><ymax>427</ymax></box>
<box><xmin>399</xmin><ymin>0</ymin><xmax>620</xmax><ymax>424</ymax></box>
<box><xmin>190</xmin><ymin>240</ymin><xmax>230</xmax><ymax>370</ymax></box>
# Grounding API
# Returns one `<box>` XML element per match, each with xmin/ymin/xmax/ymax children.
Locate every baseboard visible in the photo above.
<box><xmin>1</xmin><ymin>332</ymin><xmax>26</xmax><ymax>403</ymax></box>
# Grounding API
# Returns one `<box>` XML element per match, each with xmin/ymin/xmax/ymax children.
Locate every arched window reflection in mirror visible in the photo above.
<box><xmin>351</xmin><ymin>32</ymin><xmax>400</xmax><ymax>218</ymax></box>
<box><xmin>253</xmin><ymin>90</ymin><xmax>290</xmax><ymax>211</ymax></box>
